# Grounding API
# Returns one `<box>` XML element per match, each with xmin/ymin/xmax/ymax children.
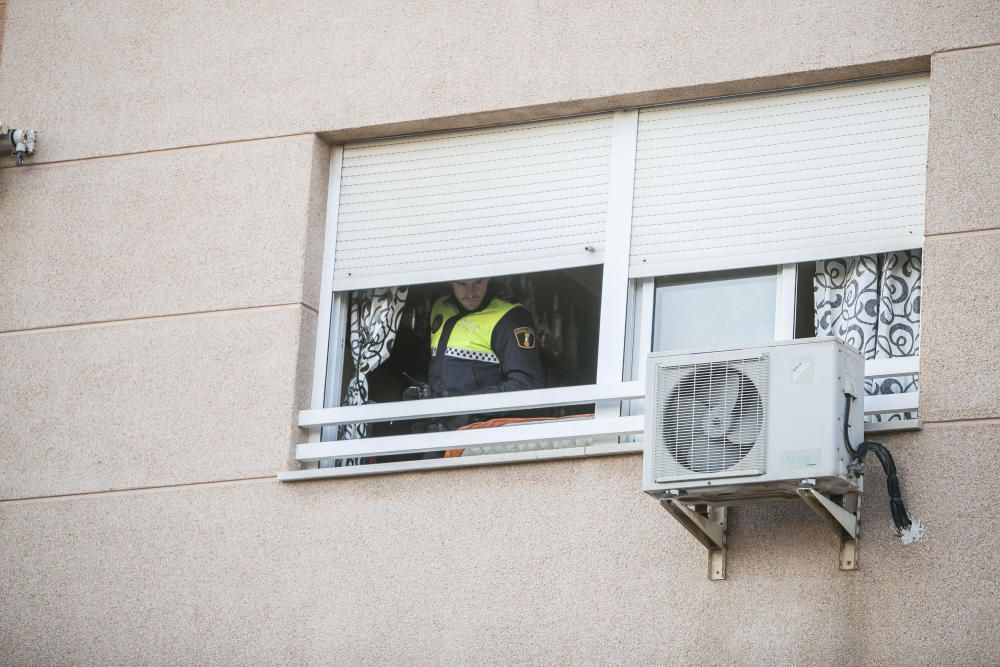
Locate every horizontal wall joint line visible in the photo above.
<box><xmin>0</xmin><ymin>303</ymin><xmax>309</xmax><ymax>336</ymax></box>
<box><xmin>0</xmin><ymin>475</ymin><xmax>277</xmax><ymax>505</ymax></box>
<box><xmin>919</xmin><ymin>416</ymin><xmax>1000</xmax><ymax>427</ymax></box>
<box><xmin>0</xmin><ymin>132</ymin><xmax>318</xmax><ymax>171</ymax></box>
<box><xmin>932</xmin><ymin>41</ymin><xmax>1000</xmax><ymax>56</ymax></box>
<box><xmin>924</xmin><ymin>227</ymin><xmax>1000</xmax><ymax>239</ymax></box>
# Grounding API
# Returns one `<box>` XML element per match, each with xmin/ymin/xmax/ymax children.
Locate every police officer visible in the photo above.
<box><xmin>428</xmin><ymin>277</ymin><xmax>544</xmax><ymax>398</ymax></box>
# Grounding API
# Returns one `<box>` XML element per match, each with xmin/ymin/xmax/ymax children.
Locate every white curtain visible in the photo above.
<box><xmin>321</xmin><ymin>286</ymin><xmax>408</xmax><ymax>468</ymax></box>
<box><xmin>814</xmin><ymin>250</ymin><xmax>921</xmax><ymax>421</ymax></box>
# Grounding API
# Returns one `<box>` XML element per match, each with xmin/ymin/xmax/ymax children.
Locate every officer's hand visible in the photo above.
<box><xmin>402</xmin><ymin>383</ymin><xmax>433</xmax><ymax>400</ymax></box>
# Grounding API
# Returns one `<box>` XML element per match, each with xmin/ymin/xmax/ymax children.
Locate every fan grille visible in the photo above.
<box><xmin>653</xmin><ymin>355</ymin><xmax>769</xmax><ymax>480</ymax></box>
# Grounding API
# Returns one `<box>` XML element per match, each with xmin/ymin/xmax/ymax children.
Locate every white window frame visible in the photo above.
<box><xmin>282</xmin><ymin>77</ymin><xmax>924</xmax><ymax>482</ymax></box>
<box><xmin>284</xmin><ymin>111</ymin><xmax>644</xmax><ymax>482</ymax></box>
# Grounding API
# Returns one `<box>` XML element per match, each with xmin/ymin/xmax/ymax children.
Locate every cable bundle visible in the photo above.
<box><xmin>852</xmin><ymin>441</ymin><xmax>912</xmax><ymax>531</ymax></box>
<box><xmin>842</xmin><ymin>395</ymin><xmax>913</xmax><ymax>532</ymax></box>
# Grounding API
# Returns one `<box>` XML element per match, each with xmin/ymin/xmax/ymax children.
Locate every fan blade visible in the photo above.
<box><xmin>726</xmin><ymin>412</ymin><xmax>761</xmax><ymax>446</ymax></box>
<box><xmin>662</xmin><ymin>395</ymin><xmax>709</xmax><ymax>469</ymax></box>
<box><xmin>706</xmin><ymin>372</ymin><xmax>742</xmax><ymax>420</ymax></box>
<box><xmin>693</xmin><ymin>437</ymin><xmax>746</xmax><ymax>473</ymax></box>
<box><xmin>670</xmin><ymin>397</ymin><xmax>708</xmax><ymax>420</ymax></box>
<box><xmin>665</xmin><ymin>399</ymin><xmax>708</xmax><ymax>437</ymax></box>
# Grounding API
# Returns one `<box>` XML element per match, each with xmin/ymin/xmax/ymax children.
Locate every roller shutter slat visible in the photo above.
<box><xmin>340</xmin><ymin>169</ymin><xmax>609</xmax><ymax>206</ymax></box>
<box><xmin>636</xmin><ymin>80</ymin><xmax>927</xmax><ymax>127</ymax></box>
<box><xmin>629</xmin><ymin>75</ymin><xmax>929</xmax><ymax>277</ymax></box>
<box><xmin>345</xmin><ymin>116</ymin><xmax>610</xmax><ymax>157</ymax></box>
<box><xmin>332</xmin><ymin>114</ymin><xmax>612</xmax><ymax>289</ymax></box>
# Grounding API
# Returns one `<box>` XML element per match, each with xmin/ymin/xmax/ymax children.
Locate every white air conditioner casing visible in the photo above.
<box><xmin>643</xmin><ymin>337</ymin><xmax>865</xmax><ymax>505</ymax></box>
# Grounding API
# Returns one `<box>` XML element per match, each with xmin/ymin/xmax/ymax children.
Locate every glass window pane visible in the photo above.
<box><xmin>653</xmin><ymin>268</ymin><xmax>778</xmax><ymax>353</ymax></box>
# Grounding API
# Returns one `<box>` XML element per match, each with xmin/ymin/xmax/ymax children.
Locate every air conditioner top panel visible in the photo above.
<box><xmin>646</xmin><ymin>336</ymin><xmax>852</xmax><ymax>364</ymax></box>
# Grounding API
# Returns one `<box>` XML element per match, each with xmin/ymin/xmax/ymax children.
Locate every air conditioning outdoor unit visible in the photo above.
<box><xmin>644</xmin><ymin>337</ymin><xmax>865</xmax><ymax>504</ymax></box>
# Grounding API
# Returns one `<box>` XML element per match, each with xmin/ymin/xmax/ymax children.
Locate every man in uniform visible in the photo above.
<box><xmin>427</xmin><ymin>277</ymin><xmax>543</xmax><ymax>398</ymax></box>
<box><xmin>399</xmin><ymin>277</ymin><xmax>544</xmax><ymax>458</ymax></box>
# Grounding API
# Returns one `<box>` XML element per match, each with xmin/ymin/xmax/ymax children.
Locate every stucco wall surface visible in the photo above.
<box><xmin>920</xmin><ymin>46</ymin><xmax>1000</xmax><ymax>422</ymax></box>
<box><xmin>920</xmin><ymin>234</ymin><xmax>1000</xmax><ymax>422</ymax></box>
<box><xmin>2</xmin><ymin>423</ymin><xmax>999</xmax><ymax>666</ymax></box>
<box><xmin>0</xmin><ymin>135</ymin><xmax>329</xmax><ymax>331</ymax></box>
<box><xmin>925</xmin><ymin>45</ymin><xmax>1000</xmax><ymax>236</ymax></box>
<box><xmin>1</xmin><ymin>1</ymin><xmax>999</xmax><ymax>163</ymax></box>
<box><xmin>2</xmin><ymin>1</ymin><xmax>1000</xmax><ymax>665</ymax></box>
<box><xmin>0</xmin><ymin>305</ymin><xmax>315</xmax><ymax>500</ymax></box>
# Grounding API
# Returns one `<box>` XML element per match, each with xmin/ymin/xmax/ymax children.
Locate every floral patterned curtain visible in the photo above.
<box><xmin>320</xmin><ymin>286</ymin><xmax>408</xmax><ymax>468</ymax></box>
<box><xmin>814</xmin><ymin>250</ymin><xmax>921</xmax><ymax>421</ymax></box>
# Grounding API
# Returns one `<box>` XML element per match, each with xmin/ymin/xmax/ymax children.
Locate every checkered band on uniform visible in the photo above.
<box><xmin>441</xmin><ymin>347</ymin><xmax>500</xmax><ymax>364</ymax></box>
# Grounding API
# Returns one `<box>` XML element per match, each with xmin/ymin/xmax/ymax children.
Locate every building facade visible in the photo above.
<box><xmin>2</xmin><ymin>2</ymin><xmax>999</xmax><ymax>664</ymax></box>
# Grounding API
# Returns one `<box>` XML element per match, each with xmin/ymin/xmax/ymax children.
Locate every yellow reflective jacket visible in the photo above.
<box><xmin>428</xmin><ymin>295</ymin><xmax>543</xmax><ymax>396</ymax></box>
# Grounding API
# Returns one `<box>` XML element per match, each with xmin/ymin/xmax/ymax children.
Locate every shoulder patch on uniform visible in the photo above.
<box><xmin>514</xmin><ymin>327</ymin><xmax>536</xmax><ymax>350</ymax></box>
<box><xmin>431</xmin><ymin>315</ymin><xmax>443</xmax><ymax>334</ymax></box>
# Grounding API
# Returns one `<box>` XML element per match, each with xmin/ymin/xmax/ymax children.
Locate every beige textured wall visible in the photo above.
<box><xmin>2</xmin><ymin>424</ymin><xmax>998</xmax><ymax>665</ymax></box>
<box><xmin>1</xmin><ymin>1</ymin><xmax>998</xmax><ymax>164</ymax></box>
<box><xmin>0</xmin><ymin>132</ymin><xmax>329</xmax><ymax>501</ymax></box>
<box><xmin>0</xmin><ymin>135</ymin><xmax>330</xmax><ymax>331</ymax></box>
<box><xmin>2</xmin><ymin>1</ymin><xmax>1000</xmax><ymax>664</ymax></box>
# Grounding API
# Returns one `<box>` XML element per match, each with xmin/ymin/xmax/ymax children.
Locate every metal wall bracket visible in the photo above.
<box><xmin>796</xmin><ymin>483</ymin><xmax>861</xmax><ymax>570</ymax></box>
<box><xmin>660</xmin><ymin>498</ymin><xmax>727</xmax><ymax>580</ymax></box>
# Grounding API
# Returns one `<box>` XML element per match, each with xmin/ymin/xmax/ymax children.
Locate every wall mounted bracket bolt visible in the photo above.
<box><xmin>660</xmin><ymin>497</ymin><xmax>727</xmax><ymax>580</ymax></box>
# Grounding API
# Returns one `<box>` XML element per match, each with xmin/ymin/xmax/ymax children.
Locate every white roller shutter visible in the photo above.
<box><xmin>332</xmin><ymin>114</ymin><xmax>614</xmax><ymax>290</ymax></box>
<box><xmin>629</xmin><ymin>75</ymin><xmax>929</xmax><ymax>277</ymax></box>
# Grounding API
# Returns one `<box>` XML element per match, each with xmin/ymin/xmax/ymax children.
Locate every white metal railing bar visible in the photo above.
<box><xmin>296</xmin><ymin>415</ymin><xmax>644</xmax><ymax>462</ymax></box>
<box><xmin>279</xmin><ymin>408</ymin><xmax>911</xmax><ymax>480</ymax></box>
<box><xmin>288</xmin><ymin>363</ymin><xmax>919</xmax><ymax>476</ymax></box>
<box><xmin>272</xmin><ymin>408</ymin><xmax>934</xmax><ymax>479</ymax></box>
<box><xmin>298</xmin><ymin>381</ymin><xmax>644</xmax><ymax>428</ymax></box>
<box><xmin>279</xmin><ymin>440</ymin><xmax>644</xmax><ymax>482</ymax></box>
<box><xmin>299</xmin><ymin>367</ymin><xmax>918</xmax><ymax>429</ymax></box>
<box><xmin>281</xmin><ymin>445</ymin><xmax>592</xmax><ymax>481</ymax></box>
<box><xmin>583</xmin><ymin>441</ymin><xmax>644</xmax><ymax>456</ymax></box>
<box><xmin>864</xmin><ymin>419</ymin><xmax>919</xmax><ymax>433</ymax></box>
<box><xmin>864</xmin><ymin>391</ymin><xmax>919</xmax><ymax>415</ymax></box>
<box><xmin>865</xmin><ymin>356</ymin><xmax>919</xmax><ymax>378</ymax></box>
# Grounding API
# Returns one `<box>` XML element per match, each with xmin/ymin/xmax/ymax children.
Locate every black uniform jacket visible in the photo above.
<box><xmin>428</xmin><ymin>297</ymin><xmax>544</xmax><ymax>397</ymax></box>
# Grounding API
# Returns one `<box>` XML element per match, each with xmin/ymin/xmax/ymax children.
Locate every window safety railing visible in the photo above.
<box><xmin>859</xmin><ymin>356</ymin><xmax>920</xmax><ymax>432</ymax></box>
<box><xmin>281</xmin><ymin>357</ymin><xmax>918</xmax><ymax>481</ymax></box>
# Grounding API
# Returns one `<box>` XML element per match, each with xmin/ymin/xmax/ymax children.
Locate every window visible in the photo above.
<box><xmin>652</xmin><ymin>267</ymin><xmax>782</xmax><ymax>353</ymax></box>
<box><xmin>627</xmin><ymin>256</ymin><xmax>921</xmax><ymax>427</ymax></box>
<box><xmin>280</xmin><ymin>74</ymin><xmax>928</xmax><ymax>481</ymax></box>
<box><xmin>323</xmin><ymin>267</ymin><xmax>604</xmax><ymax>462</ymax></box>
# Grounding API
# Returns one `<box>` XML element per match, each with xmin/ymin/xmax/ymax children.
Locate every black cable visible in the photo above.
<box><xmin>842</xmin><ymin>394</ymin><xmax>857</xmax><ymax>456</ymax></box>
<box><xmin>852</xmin><ymin>440</ymin><xmax>912</xmax><ymax>531</ymax></box>
<box><xmin>842</xmin><ymin>394</ymin><xmax>912</xmax><ymax>532</ymax></box>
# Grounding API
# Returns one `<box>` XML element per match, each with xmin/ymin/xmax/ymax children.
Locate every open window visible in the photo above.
<box><xmin>282</xmin><ymin>73</ymin><xmax>929</xmax><ymax>481</ymax></box>
<box><xmin>301</xmin><ymin>111</ymin><xmax>637</xmax><ymax>470</ymax></box>
<box><xmin>346</xmin><ymin>268</ymin><xmax>602</xmax><ymax>412</ymax></box>
<box><xmin>327</xmin><ymin>266</ymin><xmax>604</xmax><ymax>463</ymax></box>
